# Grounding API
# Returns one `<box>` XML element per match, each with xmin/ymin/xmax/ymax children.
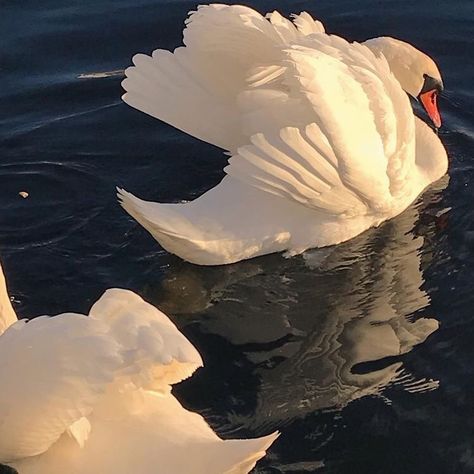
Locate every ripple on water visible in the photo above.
<box><xmin>0</xmin><ymin>161</ymin><xmax>105</xmax><ymax>250</ymax></box>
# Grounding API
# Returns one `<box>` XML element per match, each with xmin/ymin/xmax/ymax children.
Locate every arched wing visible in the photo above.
<box><xmin>122</xmin><ymin>5</ymin><xmax>326</xmax><ymax>152</ymax></box>
<box><xmin>226</xmin><ymin>125</ymin><xmax>368</xmax><ymax>216</ymax></box>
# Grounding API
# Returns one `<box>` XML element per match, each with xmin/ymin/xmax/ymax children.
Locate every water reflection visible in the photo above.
<box><xmin>148</xmin><ymin>177</ymin><xmax>449</xmax><ymax>432</ymax></box>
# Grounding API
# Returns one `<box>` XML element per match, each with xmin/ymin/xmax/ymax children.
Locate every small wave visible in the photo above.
<box><xmin>78</xmin><ymin>70</ymin><xmax>125</xmax><ymax>79</ymax></box>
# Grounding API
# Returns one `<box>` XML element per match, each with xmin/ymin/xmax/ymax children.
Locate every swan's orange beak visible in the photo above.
<box><xmin>419</xmin><ymin>89</ymin><xmax>441</xmax><ymax>129</ymax></box>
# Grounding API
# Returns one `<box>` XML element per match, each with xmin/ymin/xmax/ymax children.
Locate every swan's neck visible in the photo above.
<box><xmin>0</xmin><ymin>263</ymin><xmax>17</xmax><ymax>335</ymax></box>
<box><xmin>363</xmin><ymin>37</ymin><xmax>442</xmax><ymax>100</ymax></box>
<box><xmin>414</xmin><ymin>117</ymin><xmax>448</xmax><ymax>184</ymax></box>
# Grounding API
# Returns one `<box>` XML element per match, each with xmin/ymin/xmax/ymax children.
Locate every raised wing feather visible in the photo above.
<box><xmin>226</xmin><ymin>125</ymin><xmax>366</xmax><ymax>216</ymax></box>
<box><xmin>286</xmin><ymin>45</ymin><xmax>391</xmax><ymax>210</ymax></box>
<box><xmin>122</xmin><ymin>47</ymin><xmax>244</xmax><ymax>151</ymax></box>
<box><xmin>291</xmin><ymin>11</ymin><xmax>325</xmax><ymax>35</ymax></box>
<box><xmin>0</xmin><ymin>315</ymin><xmax>121</xmax><ymax>461</ymax></box>
<box><xmin>122</xmin><ymin>5</ymin><xmax>326</xmax><ymax>152</ymax></box>
<box><xmin>123</xmin><ymin>4</ymin><xmax>282</xmax><ymax>151</ymax></box>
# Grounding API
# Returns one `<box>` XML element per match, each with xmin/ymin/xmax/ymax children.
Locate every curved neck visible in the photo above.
<box><xmin>414</xmin><ymin>117</ymin><xmax>448</xmax><ymax>184</ymax></box>
<box><xmin>0</xmin><ymin>263</ymin><xmax>17</xmax><ymax>335</ymax></box>
<box><xmin>363</xmin><ymin>37</ymin><xmax>439</xmax><ymax>99</ymax></box>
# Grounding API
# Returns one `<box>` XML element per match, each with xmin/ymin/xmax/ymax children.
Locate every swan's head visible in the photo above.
<box><xmin>364</xmin><ymin>37</ymin><xmax>443</xmax><ymax>128</ymax></box>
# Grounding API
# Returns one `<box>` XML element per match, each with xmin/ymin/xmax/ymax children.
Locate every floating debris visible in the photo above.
<box><xmin>18</xmin><ymin>191</ymin><xmax>29</xmax><ymax>198</ymax></box>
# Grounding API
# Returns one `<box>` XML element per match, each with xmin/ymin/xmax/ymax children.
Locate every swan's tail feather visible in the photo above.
<box><xmin>118</xmin><ymin>187</ymin><xmax>159</xmax><ymax>238</ymax></box>
<box><xmin>117</xmin><ymin>187</ymin><xmax>158</xmax><ymax>234</ymax></box>
<box><xmin>117</xmin><ymin>188</ymin><xmax>192</xmax><ymax>239</ymax></box>
<box><xmin>221</xmin><ymin>431</ymin><xmax>280</xmax><ymax>474</ymax></box>
<box><xmin>117</xmin><ymin>188</ymin><xmax>220</xmax><ymax>264</ymax></box>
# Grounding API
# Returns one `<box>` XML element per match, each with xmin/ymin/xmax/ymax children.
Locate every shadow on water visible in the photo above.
<box><xmin>0</xmin><ymin>465</ymin><xmax>18</xmax><ymax>474</ymax></box>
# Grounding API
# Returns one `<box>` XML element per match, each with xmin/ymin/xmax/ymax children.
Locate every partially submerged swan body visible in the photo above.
<box><xmin>0</xmin><ymin>263</ymin><xmax>277</xmax><ymax>473</ymax></box>
<box><xmin>120</xmin><ymin>4</ymin><xmax>448</xmax><ymax>265</ymax></box>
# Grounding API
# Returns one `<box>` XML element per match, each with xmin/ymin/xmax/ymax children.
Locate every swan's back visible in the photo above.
<box><xmin>0</xmin><ymin>289</ymin><xmax>202</xmax><ymax>462</ymax></box>
<box><xmin>0</xmin><ymin>314</ymin><xmax>121</xmax><ymax>461</ymax></box>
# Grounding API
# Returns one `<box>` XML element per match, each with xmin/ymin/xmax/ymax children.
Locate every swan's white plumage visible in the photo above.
<box><xmin>226</xmin><ymin>125</ymin><xmax>368</xmax><ymax>216</ymax></box>
<box><xmin>0</xmin><ymin>264</ymin><xmax>16</xmax><ymax>335</ymax></box>
<box><xmin>0</xmin><ymin>314</ymin><xmax>121</xmax><ymax>461</ymax></box>
<box><xmin>0</xmin><ymin>265</ymin><xmax>277</xmax><ymax>473</ymax></box>
<box><xmin>121</xmin><ymin>4</ymin><xmax>448</xmax><ymax>265</ymax></box>
<box><xmin>89</xmin><ymin>288</ymin><xmax>202</xmax><ymax>390</ymax></box>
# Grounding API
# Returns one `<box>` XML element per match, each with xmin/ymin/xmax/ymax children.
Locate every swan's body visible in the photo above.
<box><xmin>120</xmin><ymin>4</ymin><xmax>448</xmax><ymax>265</ymax></box>
<box><xmin>0</xmin><ymin>263</ymin><xmax>277</xmax><ymax>473</ymax></box>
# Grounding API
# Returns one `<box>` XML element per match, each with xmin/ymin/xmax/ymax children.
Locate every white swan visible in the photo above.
<box><xmin>0</xmin><ymin>262</ymin><xmax>278</xmax><ymax>474</ymax></box>
<box><xmin>119</xmin><ymin>4</ymin><xmax>448</xmax><ymax>265</ymax></box>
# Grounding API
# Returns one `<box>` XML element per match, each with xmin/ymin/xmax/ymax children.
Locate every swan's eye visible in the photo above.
<box><xmin>420</xmin><ymin>74</ymin><xmax>443</xmax><ymax>97</ymax></box>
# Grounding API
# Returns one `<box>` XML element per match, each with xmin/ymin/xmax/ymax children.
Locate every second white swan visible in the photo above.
<box><xmin>0</xmin><ymin>262</ymin><xmax>277</xmax><ymax>473</ymax></box>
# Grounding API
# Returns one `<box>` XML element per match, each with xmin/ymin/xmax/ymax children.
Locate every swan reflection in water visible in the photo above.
<box><xmin>147</xmin><ymin>177</ymin><xmax>448</xmax><ymax>440</ymax></box>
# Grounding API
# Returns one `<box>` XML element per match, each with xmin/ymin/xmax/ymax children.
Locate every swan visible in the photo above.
<box><xmin>0</xmin><ymin>261</ymin><xmax>278</xmax><ymax>474</ymax></box>
<box><xmin>118</xmin><ymin>4</ymin><xmax>448</xmax><ymax>265</ymax></box>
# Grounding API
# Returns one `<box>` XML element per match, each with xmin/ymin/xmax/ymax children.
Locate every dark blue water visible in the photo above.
<box><xmin>1</xmin><ymin>0</ymin><xmax>473</xmax><ymax>472</ymax></box>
